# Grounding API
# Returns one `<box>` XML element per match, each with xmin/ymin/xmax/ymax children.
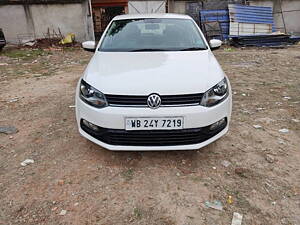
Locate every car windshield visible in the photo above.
<box><xmin>99</xmin><ymin>18</ymin><xmax>208</xmax><ymax>52</ymax></box>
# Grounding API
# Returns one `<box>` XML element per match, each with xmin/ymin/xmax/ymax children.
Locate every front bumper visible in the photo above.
<box><xmin>80</xmin><ymin>117</ymin><xmax>227</xmax><ymax>145</ymax></box>
<box><xmin>75</xmin><ymin>90</ymin><xmax>232</xmax><ymax>151</ymax></box>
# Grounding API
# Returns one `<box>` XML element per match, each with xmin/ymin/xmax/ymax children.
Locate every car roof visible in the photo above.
<box><xmin>113</xmin><ymin>13</ymin><xmax>192</xmax><ymax>21</ymax></box>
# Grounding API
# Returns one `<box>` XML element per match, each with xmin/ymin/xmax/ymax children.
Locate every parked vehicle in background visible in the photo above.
<box><xmin>0</xmin><ymin>28</ymin><xmax>6</xmax><ymax>51</ymax></box>
<box><xmin>77</xmin><ymin>13</ymin><xmax>232</xmax><ymax>151</ymax></box>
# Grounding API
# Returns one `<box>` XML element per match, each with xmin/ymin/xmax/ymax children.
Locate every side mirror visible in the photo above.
<box><xmin>209</xmin><ymin>39</ymin><xmax>222</xmax><ymax>50</ymax></box>
<box><xmin>82</xmin><ymin>41</ymin><xmax>96</xmax><ymax>52</ymax></box>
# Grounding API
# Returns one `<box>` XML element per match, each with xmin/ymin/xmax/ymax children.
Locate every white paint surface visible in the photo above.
<box><xmin>0</xmin><ymin>3</ymin><xmax>94</xmax><ymax>43</ymax></box>
<box><xmin>230</xmin><ymin>22</ymin><xmax>272</xmax><ymax>35</ymax></box>
<box><xmin>128</xmin><ymin>1</ymin><xmax>166</xmax><ymax>14</ymax></box>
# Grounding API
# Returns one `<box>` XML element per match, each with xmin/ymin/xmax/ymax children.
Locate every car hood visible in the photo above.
<box><xmin>83</xmin><ymin>50</ymin><xmax>225</xmax><ymax>95</ymax></box>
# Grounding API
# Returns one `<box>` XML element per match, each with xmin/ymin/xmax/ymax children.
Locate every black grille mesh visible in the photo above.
<box><xmin>105</xmin><ymin>93</ymin><xmax>203</xmax><ymax>107</ymax></box>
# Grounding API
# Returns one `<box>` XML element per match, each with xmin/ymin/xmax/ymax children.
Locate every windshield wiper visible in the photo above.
<box><xmin>130</xmin><ymin>48</ymin><xmax>169</xmax><ymax>52</ymax></box>
<box><xmin>179</xmin><ymin>47</ymin><xmax>208</xmax><ymax>51</ymax></box>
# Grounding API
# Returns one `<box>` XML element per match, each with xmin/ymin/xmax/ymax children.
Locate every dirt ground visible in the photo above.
<box><xmin>0</xmin><ymin>45</ymin><xmax>299</xmax><ymax>225</ymax></box>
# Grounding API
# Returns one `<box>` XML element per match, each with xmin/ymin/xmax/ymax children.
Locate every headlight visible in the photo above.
<box><xmin>200</xmin><ymin>77</ymin><xmax>229</xmax><ymax>107</ymax></box>
<box><xmin>79</xmin><ymin>79</ymin><xmax>107</xmax><ymax>108</ymax></box>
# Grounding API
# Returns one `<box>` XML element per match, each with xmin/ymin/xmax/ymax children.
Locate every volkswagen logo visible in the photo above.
<box><xmin>147</xmin><ymin>94</ymin><xmax>161</xmax><ymax>109</ymax></box>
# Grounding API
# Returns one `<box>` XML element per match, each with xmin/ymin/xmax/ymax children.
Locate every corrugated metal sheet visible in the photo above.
<box><xmin>228</xmin><ymin>4</ymin><xmax>273</xmax><ymax>24</ymax></box>
<box><xmin>229</xmin><ymin>34</ymin><xmax>292</xmax><ymax>47</ymax></box>
<box><xmin>290</xmin><ymin>36</ymin><xmax>300</xmax><ymax>43</ymax></box>
<box><xmin>199</xmin><ymin>9</ymin><xmax>229</xmax><ymax>40</ymax></box>
<box><xmin>186</xmin><ymin>0</ymin><xmax>244</xmax><ymax>26</ymax></box>
<box><xmin>230</xmin><ymin>22</ymin><xmax>272</xmax><ymax>35</ymax></box>
<box><xmin>228</xmin><ymin>4</ymin><xmax>275</xmax><ymax>36</ymax></box>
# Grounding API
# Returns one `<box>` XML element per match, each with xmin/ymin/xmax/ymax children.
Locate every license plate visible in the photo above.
<box><xmin>125</xmin><ymin>117</ymin><xmax>184</xmax><ymax>130</ymax></box>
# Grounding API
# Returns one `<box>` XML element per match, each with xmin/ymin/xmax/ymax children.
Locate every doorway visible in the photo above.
<box><xmin>92</xmin><ymin>0</ymin><xmax>128</xmax><ymax>41</ymax></box>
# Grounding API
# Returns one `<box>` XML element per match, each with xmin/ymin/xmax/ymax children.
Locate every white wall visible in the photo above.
<box><xmin>173</xmin><ymin>1</ymin><xmax>186</xmax><ymax>14</ymax></box>
<box><xmin>128</xmin><ymin>1</ymin><xmax>166</xmax><ymax>14</ymax></box>
<box><xmin>249</xmin><ymin>0</ymin><xmax>300</xmax><ymax>35</ymax></box>
<box><xmin>0</xmin><ymin>5</ymin><xmax>29</xmax><ymax>43</ymax></box>
<box><xmin>0</xmin><ymin>2</ymin><xmax>94</xmax><ymax>43</ymax></box>
<box><xmin>280</xmin><ymin>0</ymin><xmax>300</xmax><ymax>35</ymax></box>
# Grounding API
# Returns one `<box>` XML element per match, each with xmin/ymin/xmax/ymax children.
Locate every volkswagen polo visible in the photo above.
<box><xmin>76</xmin><ymin>13</ymin><xmax>232</xmax><ymax>151</ymax></box>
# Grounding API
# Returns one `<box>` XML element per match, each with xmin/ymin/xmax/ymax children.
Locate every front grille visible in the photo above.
<box><xmin>105</xmin><ymin>93</ymin><xmax>203</xmax><ymax>107</ymax></box>
<box><xmin>80</xmin><ymin>118</ymin><xmax>227</xmax><ymax>146</ymax></box>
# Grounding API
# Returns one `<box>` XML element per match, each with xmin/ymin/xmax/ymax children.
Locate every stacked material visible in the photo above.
<box><xmin>200</xmin><ymin>9</ymin><xmax>229</xmax><ymax>40</ymax></box>
<box><xmin>199</xmin><ymin>4</ymin><xmax>298</xmax><ymax>46</ymax></box>
<box><xmin>228</xmin><ymin>4</ymin><xmax>274</xmax><ymax>36</ymax></box>
<box><xmin>229</xmin><ymin>34</ymin><xmax>291</xmax><ymax>47</ymax></box>
<box><xmin>227</xmin><ymin>4</ymin><xmax>296</xmax><ymax>47</ymax></box>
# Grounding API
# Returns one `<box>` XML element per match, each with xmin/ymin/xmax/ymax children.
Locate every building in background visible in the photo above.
<box><xmin>249</xmin><ymin>0</ymin><xmax>300</xmax><ymax>35</ymax></box>
<box><xmin>0</xmin><ymin>0</ymin><xmax>299</xmax><ymax>43</ymax></box>
<box><xmin>0</xmin><ymin>0</ymin><xmax>168</xmax><ymax>43</ymax></box>
<box><xmin>0</xmin><ymin>0</ymin><xmax>94</xmax><ymax>43</ymax></box>
<box><xmin>91</xmin><ymin>0</ymin><xmax>128</xmax><ymax>40</ymax></box>
<box><xmin>168</xmin><ymin>0</ymin><xmax>300</xmax><ymax>38</ymax></box>
<box><xmin>91</xmin><ymin>0</ymin><xmax>166</xmax><ymax>40</ymax></box>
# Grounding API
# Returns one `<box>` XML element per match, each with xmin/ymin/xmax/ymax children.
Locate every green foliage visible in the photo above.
<box><xmin>1</xmin><ymin>49</ymin><xmax>48</xmax><ymax>60</ymax></box>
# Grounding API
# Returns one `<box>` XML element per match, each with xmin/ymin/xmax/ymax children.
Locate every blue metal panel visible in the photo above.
<box><xmin>228</xmin><ymin>4</ymin><xmax>276</xmax><ymax>34</ymax></box>
<box><xmin>200</xmin><ymin>9</ymin><xmax>229</xmax><ymax>40</ymax></box>
<box><xmin>229</xmin><ymin>4</ymin><xmax>274</xmax><ymax>24</ymax></box>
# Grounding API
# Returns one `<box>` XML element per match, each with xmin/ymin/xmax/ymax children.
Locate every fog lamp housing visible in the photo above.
<box><xmin>209</xmin><ymin>118</ymin><xmax>227</xmax><ymax>131</ymax></box>
<box><xmin>82</xmin><ymin>119</ymin><xmax>99</xmax><ymax>132</ymax></box>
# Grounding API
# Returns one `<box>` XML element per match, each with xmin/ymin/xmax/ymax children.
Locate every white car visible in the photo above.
<box><xmin>76</xmin><ymin>13</ymin><xmax>232</xmax><ymax>151</ymax></box>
